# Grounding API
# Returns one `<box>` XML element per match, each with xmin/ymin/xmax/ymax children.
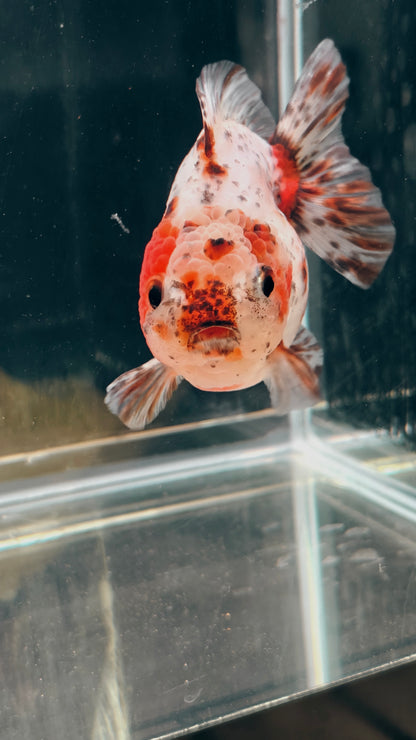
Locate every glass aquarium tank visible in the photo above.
<box><xmin>1</xmin><ymin>0</ymin><xmax>415</xmax><ymax>738</ymax></box>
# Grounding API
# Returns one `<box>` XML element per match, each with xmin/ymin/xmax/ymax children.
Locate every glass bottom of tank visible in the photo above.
<box><xmin>0</xmin><ymin>412</ymin><xmax>416</xmax><ymax>740</ymax></box>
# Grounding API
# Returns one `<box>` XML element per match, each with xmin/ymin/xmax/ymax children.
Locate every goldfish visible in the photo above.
<box><xmin>105</xmin><ymin>39</ymin><xmax>395</xmax><ymax>430</ymax></box>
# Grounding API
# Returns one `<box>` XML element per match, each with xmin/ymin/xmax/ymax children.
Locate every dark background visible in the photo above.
<box><xmin>0</xmin><ymin>0</ymin><xmax>415</xmax><ymax>451</ymax></box>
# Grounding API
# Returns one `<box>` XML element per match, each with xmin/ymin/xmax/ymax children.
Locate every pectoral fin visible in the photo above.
<box><xmin>264</xmin><ymin>326</ymin><xmax>323</xmax><ymax>415</ymax></box>
<box><xmin>105</xmin><ymin>358</ymin><xmax>182</xmax><ymax>430</ymax></box>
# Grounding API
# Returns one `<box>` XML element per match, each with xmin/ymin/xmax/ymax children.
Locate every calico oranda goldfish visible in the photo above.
<box><xmin>105</xmin><ymin>39</ymin><xmax>395</xmax><ymax>430</ymax></box>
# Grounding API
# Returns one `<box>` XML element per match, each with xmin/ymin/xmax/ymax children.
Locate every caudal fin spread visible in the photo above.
<box><xmin>272</xmin><ymin>39</ymin><xmax>395</xmax><ymax>288</ymax></box>
<box><xmin>105</xmin><ymin>359</ymin><xmax>182</xmax><ymax>430</ymax></box>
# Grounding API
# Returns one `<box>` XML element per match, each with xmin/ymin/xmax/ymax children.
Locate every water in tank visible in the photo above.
<box><xmin>0</xmin><ymin>1</ymin><xmax>415</xmax><ymax>738</ymax></box>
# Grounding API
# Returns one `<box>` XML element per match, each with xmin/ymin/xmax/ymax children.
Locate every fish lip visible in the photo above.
<box><xmin>188</xmin><ymin>322</ymin><xmax>240</xmax><ymax>349</ymax></box>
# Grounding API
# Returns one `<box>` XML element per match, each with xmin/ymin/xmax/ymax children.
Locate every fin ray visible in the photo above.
<box><xmin>105</xmin><ymin>359</ymin><xmax>182</xmax><ymax>430</ymax></box>
<box><xmin>265</xmin><ymin>326</ymin><xmax>323</xmax><ymax>415</ymax></box>
<box><xmin>196</xmin><ymin>61</ymin><xmax>275</xmax><ymax>140</ymax></box>
<box><xmin>272</xmin><ymin>39</ymin><xmax>395</xmax><ymax>288</ymax></box>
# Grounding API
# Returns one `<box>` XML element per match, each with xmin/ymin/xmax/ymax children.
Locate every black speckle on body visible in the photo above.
<box><xmin>201</xmin><ymin>187</ymin><xmax>214</xmax><ymax>204</ymax></box>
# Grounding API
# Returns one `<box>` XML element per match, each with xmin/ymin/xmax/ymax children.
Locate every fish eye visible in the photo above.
<box><xmin>260</xmin><ymin>267</ymin><xmax>274</xmax><ymax>298</ymax></box>
<box><xmin>148</xmin><ymin>280</ymin><xmax>163</xmax><ymax>309</ymax></box>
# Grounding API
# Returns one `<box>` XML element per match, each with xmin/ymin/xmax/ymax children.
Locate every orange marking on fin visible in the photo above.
<box><xmin>271</xmin><ymin>144</ymin><xmax>300</xmax><ymax>217</ymax></box>
<box><xmin>308</xmin><ymin>62</ymin><xmax>331</xmax><ymax>93</ymax></box>
<box><xmin>323</xmin><ymin>98</ymin><xmax>346</xmax><ymax>127</ymax></box>
<box><xmin>322</xmin><ymin>62</ymin><xmax>346</xmax><ymax>96</ymax></box>
<box><xmin>335</xmin><ymin>180</ymin><xmax>373</xmax><ymax>194</ymax></box>
<box><xmin>299</xmin><ymin>183</ymin><xmax>325</xmax><ymax>197</ymax></box>
<box><xmin>334</xmin><ymin>257</ymin><xmax>379</xmax><ymax>285</ymax></box>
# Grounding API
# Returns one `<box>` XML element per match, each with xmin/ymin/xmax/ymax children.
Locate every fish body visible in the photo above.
<box><xmin>106</xmin><ymin>40</ymin><xmax>395</xmax><ymax>430</ymax></box>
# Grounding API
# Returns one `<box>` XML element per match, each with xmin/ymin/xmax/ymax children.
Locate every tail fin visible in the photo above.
<box><xmin>272</xmin><ymin>39</ymin><xmax>395</xmax><ymax>288</ymax></box>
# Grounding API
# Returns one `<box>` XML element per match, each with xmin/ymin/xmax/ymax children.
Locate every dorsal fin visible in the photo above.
<box><xmin>196</xmin><ymin>61</ymin><xmax>275</xmax><ymax>141</ymax></box>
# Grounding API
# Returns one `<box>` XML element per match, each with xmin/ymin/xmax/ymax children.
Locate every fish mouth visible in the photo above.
<box><xmin>188</xmin><ymin>323</ymin><xmax>240</xmax><ymax>354</ymax></box>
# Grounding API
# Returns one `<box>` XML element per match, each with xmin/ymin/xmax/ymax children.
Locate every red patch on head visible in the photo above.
<box><xmin>178</xmin><ymin>280</ymin><xmax>237</xmax><ymax>342</ymax></box>
<box><xmin>243</xmin><ymin>220</ymin><xmax>277</xmax><ymax>263</ymax></box>
<box><xmin>242</xmin><ymin>214</ymin><xmax>293</xmax><ymax>317</ymax></box>
<box><xmin>271</xmin><ymin>143</ymin><xmax>300</xmax><ymax>217</ymax></box>
<box><xmin>182</xmin><ymin>271</ymin><xmax>198</xmax><ymax>288</ymax></box>
<box><xmin>204</xmin><ymin>237</ymin><xmax>234</xmax><ymax>261</ymax></box>
<box><xmin>153</xmin><ymin>322</ymin><xmax>168</xmax><ymax>339</ymax></box>
<box><xmin>139</xmin><ymin>218</ymin><xmax>179</xmax><ymax>323</ymax></box>
<box><xmin>277</xmin><ymin>263</ymin><xmax>293</xmax><ymax>316</ymax></box>
<box><xmin>228</xmin><ymin>347</ymin><xmax>242</xmax><ymax>360</ymax></box>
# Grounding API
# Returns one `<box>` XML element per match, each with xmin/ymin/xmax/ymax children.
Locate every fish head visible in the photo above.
<box><xmin>139</xmin><ymin>208</ymin><xmax>304</xmax><ymax>391</ymax></box>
